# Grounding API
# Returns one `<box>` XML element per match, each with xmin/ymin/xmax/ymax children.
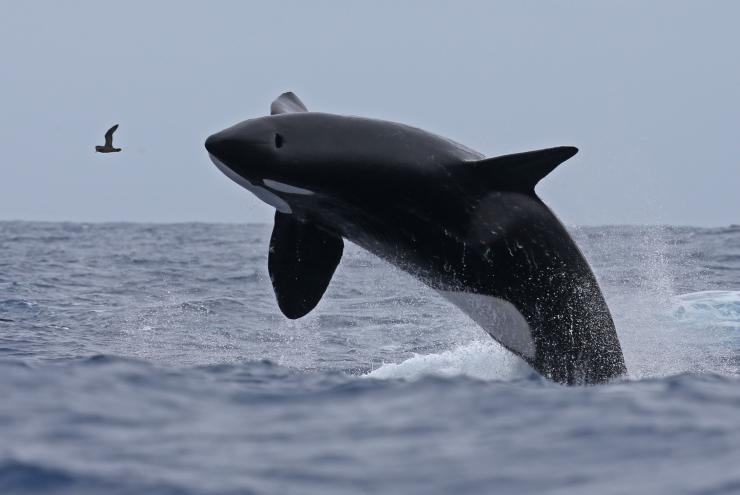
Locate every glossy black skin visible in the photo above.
<box><xmin>205</xmin><ymin>112</ymin><xmax>626</xmax><ymax>385</ymax></box>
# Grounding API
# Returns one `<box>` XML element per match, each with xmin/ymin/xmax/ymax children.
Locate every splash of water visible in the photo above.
<box><xmin>364</xmin><ymin>340</ymin><xmax>532</xmax><ymax>381</ymax></box>
<box><xmin>367</xmin><ymin>227</ymin><xmax>739</xmax><ymax>383</ymax></box>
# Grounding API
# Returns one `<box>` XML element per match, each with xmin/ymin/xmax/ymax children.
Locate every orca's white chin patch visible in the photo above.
<box><xmin>439</xmin><ymin>291</ymin><xmax>535</xmax><ymax>359</ymax></box>
<box><xmin>209</xmin><ymin>154</ymin><xmax>292</xmax><ymax>214</ymax></box>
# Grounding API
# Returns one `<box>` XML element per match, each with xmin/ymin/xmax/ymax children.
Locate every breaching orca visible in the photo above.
<box><xmin>205</xmin><ymin>92</ymin><xmax>626</xmax><ymax>385</ymax></box>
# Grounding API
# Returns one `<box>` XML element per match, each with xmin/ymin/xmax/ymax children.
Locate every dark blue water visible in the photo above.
<box><xmin>1</xmin><ymin>222</ymin><xmax>739</xmax><ymax>494</ymax></box>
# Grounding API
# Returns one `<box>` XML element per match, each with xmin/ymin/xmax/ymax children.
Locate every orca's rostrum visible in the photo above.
<box><xmin>205</xmin><ymin>92</ymin><xmax>626</xmax><ymax>385</ymax></box>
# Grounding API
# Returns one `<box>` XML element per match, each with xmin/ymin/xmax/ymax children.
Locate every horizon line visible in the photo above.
<box><xmin>0</xmin><ymin>219</ymin><xmax>736</xmax><ymax>230</ymax></box>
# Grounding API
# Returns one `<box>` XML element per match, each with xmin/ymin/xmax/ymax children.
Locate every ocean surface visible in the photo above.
<box><xmin>1</xmin><ymin>221</ymin><xmax>739</xmax><ymax>495</ymax></box>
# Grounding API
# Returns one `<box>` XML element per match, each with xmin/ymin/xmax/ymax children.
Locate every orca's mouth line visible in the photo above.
<box><xmin>208</xmin><ymin>154</ymin><xmax>293</xmax><ymax>214</ymax></box>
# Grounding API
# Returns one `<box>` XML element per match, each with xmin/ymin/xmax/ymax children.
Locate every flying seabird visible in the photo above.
<box><xmin>95</xmin><ymin>124</ymin><xmax>121</xmax><ymax>153</ymax></box>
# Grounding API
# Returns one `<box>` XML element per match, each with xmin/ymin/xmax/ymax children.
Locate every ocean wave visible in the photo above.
<box><xmin>0</xmin><ymin>459</ymin><xmax>195</xmax><ymax>495</ymax></box>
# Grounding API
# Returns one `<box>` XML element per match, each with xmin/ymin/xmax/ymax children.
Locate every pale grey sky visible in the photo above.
<box><xmin>1</xmin><ymin>1</ymin><xmax>737</xmax><ymax>225</ymax></box>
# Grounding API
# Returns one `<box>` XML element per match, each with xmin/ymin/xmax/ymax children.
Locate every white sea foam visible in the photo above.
<box><xmin>672</xmin><ymin>291</ymin><xmax>740</xmax><ymax>326</ymax></box>
<box><xmin>364</xmin><ymin>340</ymin><xmax>532</xmax><ymax>381</ymax></box>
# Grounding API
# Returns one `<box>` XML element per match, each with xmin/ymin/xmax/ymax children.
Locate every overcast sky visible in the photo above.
<box><xmin>1</xmin><ymin>1</ymin><xmax>737</xmax><ymax>226</ymax></box>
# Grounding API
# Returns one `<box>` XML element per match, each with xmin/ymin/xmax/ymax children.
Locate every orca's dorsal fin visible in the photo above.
<box><xmin>271</xmin><ymin>92</ymin><xmax>308</xmax><ymax>115</ymax></box>
<box><xmin>268</xmin><ymin>212</ymin><xmax>343</xmax><ymax>319</ymax></box>
<box><xmin>469</xmin><ymin>146</ymin><xmax>578</xmax><ymax>193</ymax></box>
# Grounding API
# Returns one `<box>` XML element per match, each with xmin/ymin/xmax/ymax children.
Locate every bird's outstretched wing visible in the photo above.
<box><xmin>104</xmin><ymin>124</ymin><xmax>119</xmax><ymax>147</ymax></box>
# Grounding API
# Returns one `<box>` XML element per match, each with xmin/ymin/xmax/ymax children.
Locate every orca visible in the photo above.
<box><xmin>205</xmin><ymin>92</ymin><xmax>627</xmax><ymax>385</ymax></box>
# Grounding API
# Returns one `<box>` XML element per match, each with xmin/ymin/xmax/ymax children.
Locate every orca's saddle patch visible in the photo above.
<box><xmin>268</xmin><ymin>212</ymin><xmax>343</xmax><ymax>319</ymax></box>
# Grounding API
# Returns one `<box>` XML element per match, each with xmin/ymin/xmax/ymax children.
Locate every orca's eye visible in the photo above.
<box><xmin>274</xmin><ymin>133</ymin><xmax>284</xmax><ymax>148</ymax></box>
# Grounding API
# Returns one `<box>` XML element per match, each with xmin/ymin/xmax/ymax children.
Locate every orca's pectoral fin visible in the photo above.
<box><xmin>470</xmin><ymin>146</ymin><xmax>578</xmax><ymax>193</ymax></box>
<box><xmin>268</xmin><ymin>212</ymin><xmax>343</xmax><ymax>319</ymax></box>
<box><xmin>271</xmin><ymin>92</ymin><xmax>309</xmax><ymax>115</ymax></box>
